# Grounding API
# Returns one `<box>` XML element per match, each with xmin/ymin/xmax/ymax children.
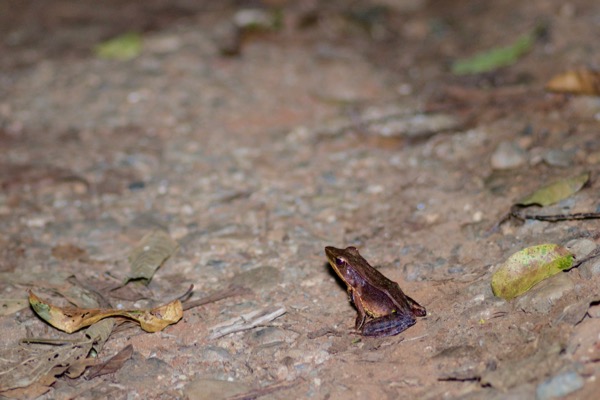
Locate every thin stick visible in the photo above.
<box><xmin>512</xmin><ymin>211</ymin><xmax>600</xmax><ymax>222</ymax></box>
<box><xmin>183</xmin><ymin>285</ymin><xmax>250</xmax><ymax>311</ymax></box>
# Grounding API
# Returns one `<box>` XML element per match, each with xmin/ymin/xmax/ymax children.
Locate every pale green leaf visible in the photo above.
<box><xmin>491</xmin><ymin>244</ymin><xmax>574</xmax><ymax>300</ymax></box>
<box><xmin>518</xmin><ymin>172</ymin><xmax>590</xmax><ymax>207</ymax></box>
<box><xmin>95</xmin><ymin>32</ymin><xmax>142</xmax><ymax>61</ymax></box>
<box><xmin>452</xmin><ymin>30</ymin><xmax>536</xmax><ymax>75</ymax></box>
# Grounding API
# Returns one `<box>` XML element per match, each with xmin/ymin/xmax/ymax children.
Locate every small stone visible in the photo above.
<box><xmin>128</xmin><ymin>181</ymin><xmax>145</xmax><ymax>191</ymax></box>
<box><xmin>535</xmin><ymin>370</ymin><xmax>584</xmax><ymax>400</ymax></box>
<box><xmin>115</xmin><ymin>354</ymin><xmax>173</xmax><ymax>391</ymax></box>
<box><xmin>491</xmin><ymin>141</ymin><xmax>527</xmax><ymax>170</ymax></box>
<box><xmin>199</xmin><ymin>346</ymin><xmax>232</xmax><ymax>363</ymax></box>
<box><xmin>145</xmin><ymin>34</ymin><xmax>182</xmax><ymax>54</ymax></box>
<box><xmin>585</xmin><ymin>151</ymin><xmax>600</xmax><ymax>164</ymax></box>
<box><xmin>543</xmin><ymin>149</ymin><xmax>575</xmax><ymax>167</ymax></box>
<box><xmin>565</xmin><ymin>238</ymin><xmax>597</xmax><ymax>259</ymax></box>
<box><xmin>516</xmin><ymin>274</ymin><xmax>574</xmax><ymax>314</ymax></box>
<box><xmin>580</xmin><ymin>258</ymin><xmax>600</xmax><ymax>278</ymax></box>
<box><xmin>588</xmin><ymin>303</ymin><xmax>600</xmax><ymax>318</ymax></box>
<box><xmin>247</xmin><ymin>327</ymin><xmax>294</xmax><ymax>346</ymax></box>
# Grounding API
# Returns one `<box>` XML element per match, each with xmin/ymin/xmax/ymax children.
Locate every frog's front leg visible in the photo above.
<box><xmin>350</xmin><ymin>290</ymin><xmax>367</xmax><ymax>330</ymax></box>
<box><xmin>360</xmin><ymin>312</ymin><xmax>416</xmax><ymax>337</ymax></box>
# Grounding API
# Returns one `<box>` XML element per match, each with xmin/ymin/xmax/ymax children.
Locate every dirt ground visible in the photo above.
<box><xmin>2</xmin><ymin>0</ymin><xmax>600</xmax><ymax>399</ymax></box>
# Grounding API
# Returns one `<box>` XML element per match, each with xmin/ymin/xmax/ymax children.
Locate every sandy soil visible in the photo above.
<box><xmin>2</xmin><ymin>1</ymin><xmax>600</xmax><ymax>399</ymax></box>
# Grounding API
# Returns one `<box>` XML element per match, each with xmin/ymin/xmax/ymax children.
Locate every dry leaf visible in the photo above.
<box><xmin>85</xmin><ymin>318</ymin><xmax>116</xmax><ymax>355</ymax></box>
<box><xmin>546</xmin><ymin>69</ymin><xmax>600</xmax><ymax>95</ymax></box>
<box><xmin>57</xmin><ymin>276</ymin><xmax>110</xmax><ymax>309</ymax></box>
<box><xmin>517</xmin><ymin>172</ymin><xmax>590</xmax><ymax>207</ymax></box>
<box><xmin>491</xmin><ymin>244</ymin><xmax>574</xmax><ymax>300</ymax></box>
<box><xmin>0</xmin><ymin>381</ymin><xmax>52</xmax><ymax>399</ymax></box>
<box><xmin>0</xmin><ymin>298</ymin><xmax>29</xmax><ymax>316</ymax></box>
<box><xmin>127</xmin><ymin>230</ymin><xmax>178</xmax><ymax>284</ymax></box>
<box><xmin>0</xmin><ymin>271</ymin><xmax>72</xmax><ymax>288</ymax></box>
<box><xmin>29</xmin><ymin>291</ymin><xmax>182</xmax><ymax>333</ymax></box>
<box><xmin>87</xmin><ymin>344</ymin><xmax>134</xmax><ymax>379</ymax></box>
<box><xmin>51</xmin><ymin>243</ymin><xmax>87</xmax><ymax>261</ymax></box>
<box><xmin>0</xmin><ymin>339</ymin><xmax>93</xmax><ymax>392</ymax></box>
<box><xmin>65</xmin><ymin>358</ymin><xmax>97</xmax><ymax>379</ymax></box>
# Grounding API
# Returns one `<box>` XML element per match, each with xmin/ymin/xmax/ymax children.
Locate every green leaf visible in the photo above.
<box><xmin>451</xmin><ymin>31</ymin><xmax>536</xmax><ymax>75</ymax></box>
<box><xmin>517</xmin><ymin>172</ymin><xmax>590</xmax><ymax>207</ymax></box>
<box><xmin>491</xmin><ymin>244</ymin><xmax>574</xmax><ymax>300</ymax></box>
<box><xmin>95</xmin><ymin>32</ymin><xmax>142</xmax><ymax>61</ymax></box>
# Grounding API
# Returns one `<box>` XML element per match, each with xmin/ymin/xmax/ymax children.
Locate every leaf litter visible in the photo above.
<box><xmin>0</xmin><ymin>229</ymin><xmax>249</xmax><ymax>396</ymax></box>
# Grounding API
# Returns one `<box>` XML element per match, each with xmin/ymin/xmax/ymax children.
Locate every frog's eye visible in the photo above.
<box><xmin>335</xmin><ymin>257</ymin><xmax>345</xmax><ymax>267</ymax></box>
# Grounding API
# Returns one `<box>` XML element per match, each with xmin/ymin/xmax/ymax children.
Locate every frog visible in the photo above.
<box><xmin>325</xmin><ymin>246</ymin><xmax>426</xmax><ymax>337</ymax></box>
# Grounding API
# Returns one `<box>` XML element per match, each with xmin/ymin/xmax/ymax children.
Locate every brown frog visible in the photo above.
<box><xmin>325</xmin><ymin>246</ymin><xmax>426</xmax><ymax>337</ymax></box>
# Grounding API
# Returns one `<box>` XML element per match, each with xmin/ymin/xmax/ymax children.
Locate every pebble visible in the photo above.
<box><xmin>199</xmin><ymin>346</ymin><xmax>232</xmax><ymax>363</ymax></box>
<box><xmin>566</xmin><ymin>238</ymin><xmax>600</xmax><ymax>279</ymax></box>
<box><xmin>588</xmin><ymin>303</ymin><xmax>600</xmax><ymax>318</ymax></box>
<box><xmin>115</xmin><ymin>354</ymin><xmax>173</xmax><ymax>391</ymax></box>
<box><xmin>491</xmin><ymin>141</ymin><xmax>527</xmax><ymax>170</ymax></box>
<box><xmin>247</xmin><ymin>327</ymin><xmax>294</xmax><ymax>346</ymax></box>
<box><xmin>535</xmin><ymin>370</ymin><xmax>584</xmax><ymax>400</ymax></box>
<box><xmin>543</xmin><ymin>149</ymin><xmax>575</xmax><ymax>167</ymax></box>
<box><xmin>580</xmin><ymin>258</ymin><xmax>600</xmax><ymax>278</ymax></box>
<box><xmin>516</xmin><ymin>273</ymin><xmax>574</xmax><ymax>314</ymax></box>
<box><xmin>565</xmin><ymin>238</ymin><xmax>596</xmax><ymax>259</ymax></box>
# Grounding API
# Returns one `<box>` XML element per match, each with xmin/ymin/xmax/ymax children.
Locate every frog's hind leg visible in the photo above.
<box><xmin>361</xmin><ymin>312</ymin><xmax>416</xmax><ymax>337</ymax></box>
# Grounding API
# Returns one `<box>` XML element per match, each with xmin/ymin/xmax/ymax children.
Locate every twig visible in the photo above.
<box><xmin>490</xmin><ymin>207</ymin><xmax>600</xmax><ymax>235</ymax></box>
<box><xmin>176</xmin><ymin>285</ymin><xmax>194</xmax><ymax>303</ymax></box>
<box><xmin>183</xmin><ymin>285</ymin><xmax>250</xmax><ymax>311</ymax></box>
<box><xmin>209</xmin><ymin>305</ymin><xmax>286</xmax><ymax>339</ymax></box>
<box><xmin>512</xmin><ymin>211</ymin><xmax>600</xmax><ymax>222</ymax></box>
<box><xmin>20</xmin><ymin>337</ymin><xmax>90</xmax><ymax>346</ymax></box>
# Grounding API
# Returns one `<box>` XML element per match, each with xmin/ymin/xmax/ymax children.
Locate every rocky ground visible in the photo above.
<box><xmin>1</xmin><ymin>0</ymin><xmax>600</xmax><ymax>399</ymax></box>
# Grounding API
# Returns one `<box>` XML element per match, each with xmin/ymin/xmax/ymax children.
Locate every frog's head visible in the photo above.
<box><xmin>325</xmin><ymin>246</ymin><xmax>361</xmax><ymax>286</ymax></box>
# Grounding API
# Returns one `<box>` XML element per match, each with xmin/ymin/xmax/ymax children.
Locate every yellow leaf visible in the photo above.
<box><xmin>546</xmin><ymin>69</ymin><xmax>600</xmax><ymax>96</ymax></box>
